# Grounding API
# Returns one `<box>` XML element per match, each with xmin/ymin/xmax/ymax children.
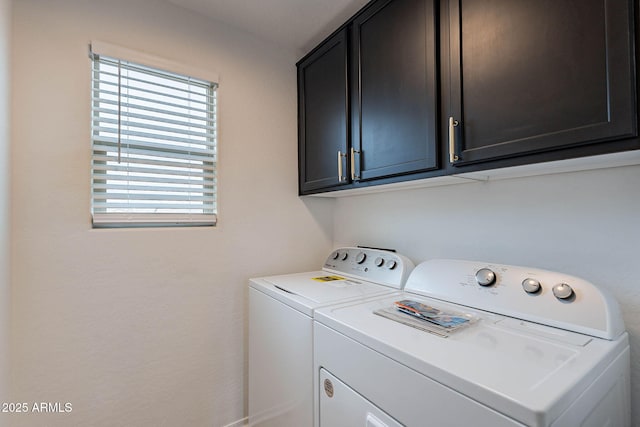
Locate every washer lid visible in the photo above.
<box><xmin>314</xmin><ymin>293</ymin><xmax>629</xmax><ymax>426</ymax></box>
<box><xmin>250</xmin><ymin>271</ymin><xmax>397</xmax><ymax>316</ymax></box>
<box><xmin>249</xmin><ymin>247</ymin><xmax>414</xmax><ymax>316</ymax></box>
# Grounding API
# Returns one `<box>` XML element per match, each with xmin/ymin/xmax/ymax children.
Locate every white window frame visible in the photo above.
<box><xmin>89</xmin><ymin>41</ymin><xmax>218</xmax><ymax>228</ymax></box>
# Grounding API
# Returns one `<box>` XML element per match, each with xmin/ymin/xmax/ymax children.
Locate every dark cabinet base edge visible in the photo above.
<box><xmin>302</xmin><ymin>150</ymin><xmax>640</xmax><ymax>198</ymax></box>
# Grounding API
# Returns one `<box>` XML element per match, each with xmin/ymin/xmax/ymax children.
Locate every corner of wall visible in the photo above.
<box><xmin>0</xmin><ymin>0</ymin><xmax>11</xmax><ymax>404</ymax></box>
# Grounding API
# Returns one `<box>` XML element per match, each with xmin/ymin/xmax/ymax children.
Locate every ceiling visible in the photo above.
<box><xmin>166</xmin><ymin>0</ymin><xmax>371</xmax><ymax>54</ymax></box>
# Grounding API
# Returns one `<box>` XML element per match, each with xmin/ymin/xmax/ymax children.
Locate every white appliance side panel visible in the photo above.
<box><xmin>314</xmin><ymin>323</ymin><xmax>525</xmax><ymax>427</ymax></box>
<box><xmin>319</xmin><ymin>369</ymin><xmax>402</xmax><ymax>427</ymax></box>
<box><xmin>249</xmin><ymin>287</ymin><xmax>313</xmax><ymax>427</ymax></box>
<box><xmin>249</xmin><ymin>274</ymin><xmax>323</xmax><ymax>316</ymax></box>
<box><xmin>551</xmin><ymin>347</ymin><xmax>630</xmax><ymax>427</ymax></box>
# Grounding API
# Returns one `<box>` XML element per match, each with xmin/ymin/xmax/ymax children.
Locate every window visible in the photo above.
<box><xmin>90</xmin><ymin>43</ymin><xmax>217</xmax><ymax>228</ymax></box>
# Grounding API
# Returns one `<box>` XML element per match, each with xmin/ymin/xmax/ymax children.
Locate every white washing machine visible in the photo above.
<box><xmin>248</xmin><ymin>247</ymin><xmax>414</xmax><ymax>427</ymax></box>
<box><xmin>314</xmin><ymin>259</ymin><xmax>630</xmax><ymax>427</ymax></box>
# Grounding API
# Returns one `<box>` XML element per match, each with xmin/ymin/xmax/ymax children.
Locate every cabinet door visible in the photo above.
<box><xmin>352</xmin><ymin>0</ymin><xmax>438</xmax><ymax>181</ymax></box>
<box><xmin>445</xmin><ymin>0</ymin><xmax>637</xmax><ymax>166</ymax></box>
<box><xmin>298</xmin><ymin>29</ymin><xmax>350</xmax><ymax>194</ymax></box>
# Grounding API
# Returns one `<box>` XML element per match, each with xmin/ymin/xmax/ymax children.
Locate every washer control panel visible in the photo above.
<box><xmin>323</xmin><ymin>247</ymin><xmax>414</xmax><ymax>290</ymax></box>
<box><xmin>404</xmin><ymin>259</ymin><xmax>624</xmax><ymax>340</ymax></box>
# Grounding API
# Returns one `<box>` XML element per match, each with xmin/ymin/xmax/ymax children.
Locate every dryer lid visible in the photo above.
<box><xmin>314</xmin><ymin>292</ymin><xmax>629</xmax><ymax>427</ymax></box>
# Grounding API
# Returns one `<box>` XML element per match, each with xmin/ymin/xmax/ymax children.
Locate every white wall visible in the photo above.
<box><xmin>0</xmin><ymin>0</ymin><xmax>10</xmax><ymax>406</ymax></box>
<box><xmin>333</xmin><ymin>165</ymin><xmax>640</xmax><ymax>425</ymax></box>
<box><xmin>10</xmin><ymin>0</ymin><xmax>333</xmax><ymax>425</ymax></box>
<box><xmin>10</xmin><ymin>0</ymin><xmax>639</xmax><ymax>426</ymax></box>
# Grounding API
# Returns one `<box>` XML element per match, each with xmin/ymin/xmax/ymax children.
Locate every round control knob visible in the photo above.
<box><xmin>374</xmin><ymin>257</ymin><xmax>385</xmax><ymax>267</ymax></box>
<box><xmin>552</xmin><ymin>283</ymin><xmax>574</xmax><ymax>300</ymax></box>
<box><xmin>340</xmin><ymin>252</ymin><xmax>348</xmax><ymax>261</ymax></box>
<box><xmin>356</xmin><ymin>252</ymin><xmax>367</xmax><ymax>264</ymax></box>
<box><xmin>331</xmin><ymin>251</ymin><xmax>340</xmax><ymax>260</ymax></box>
<box><xmin>522</xmin><ymin>278</ymin><xmax>541</xmax><ymax>294</ymax></box>
<box><xmin>386</xmin><ymin>260</ymin><xmax>397</xmax><ymax>270</ymax></box>
<box><xmin>475</xmin><ymin>268</ymin><xmax>496</xmax><ymax>286</ymax></box>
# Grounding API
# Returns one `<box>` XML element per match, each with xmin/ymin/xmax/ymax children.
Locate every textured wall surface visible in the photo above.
<box><xmin>334</xmin><ymin>165</ymin><xmax>640</xmax><ymax>426</ymax></box>
<box><xmin>0</xmin><ymin>0</ymin><xmax>10</xmax><ymax>406</ymax></box>
<box><xmin>9</xmin><ymin>0</ymin><xmax>333</xmax><ymax>425</ymax></box>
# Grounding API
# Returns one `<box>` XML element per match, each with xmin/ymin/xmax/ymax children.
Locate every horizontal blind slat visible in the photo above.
<box><xmin>93</xmin><ymin>106</ymin><xmax>216</xmax><ymax>132</ymax></box>
<box><xmin>95</xmin><ymin>77</ymin><xmax>216</xmax><ymax>107</ymax></box>
<box><xmin>94</xmin><ymin>71</ymin><xmax>215</xmax><ymax>105</ymax></box>
<box><xmin>93</xmin><ymin>126</ymin><xmax>210</xmax><ymax>146</ymax></box>
<box><xmin>92</xmin><ymin>213</ymin><xmax>217</xmax><ymax>228</ymax></box>
<box><xmin>96</xmin><ymin>56</ymin><xmax>217</xmax><ymax>89</ymax></box>
<box><xmin>93</xmin><ymin>183</ymin><xmax>216</xmax><ymax>194</ymax></box>
<box><xmin>93</xmin><ymin>193</ymin><xmax>212</xmax><ymax>202</ymax></box>
<box><xmin>94</xmin><ymin>117</ymin><xmax>212</xmax><ymax>140</ymax></box>
<box><xmin>92</xmin><ymin>154</ymin><xmax>216</xmax><ymax>172</ymax></box>
<box><xmin>93</xmin><ymin>142</ymin><xmax>216</xmax><ymax>163</ymax></box>
<box><xmin>92</xmin><ymin>94</ymin><xmax>214</xmax><ymax>116</ymax></box>
<box><xmin>92</xmin><ymin>173</ymin><xmax>216</xmax><ymax>186</ymax></box>
<box><xmin>91</xmin><ymin>163</ymin><xmax>214</xmax><ymax>179</ymax></box>
<box><xmin>92</xmin><ymin>201</ymin><xmax>216</xmax><ymax>210</ymax></box>
<box><xmin>92</xmin><ymin>135</ymin><xmax>215</xmax><ymax>153</ymax></box>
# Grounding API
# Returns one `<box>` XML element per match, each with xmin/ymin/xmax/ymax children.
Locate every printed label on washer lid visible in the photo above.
<box><xmin>312</xmin><ymin>275</ymin><xmax>346</xmax><ymax>282</ymax></box>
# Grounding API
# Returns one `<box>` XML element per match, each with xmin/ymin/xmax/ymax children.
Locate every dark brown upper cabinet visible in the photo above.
<box><xmin>351</xmin><ymin>0</ymin><xmax>438</xmax><ymax>182</ymax></box>
<box><xmin>298</xmin><ymin>0</ymin><xmax>639</xmax><ymax>195</ymax></box>
<box><xmin>297</xmin><ymin>0</ymin><xmax>438</xmax><ymax>195</ymax></box>
<box><xmin>443</xmin><ymin>0</ymin><xmax>637</xmax><ymax>166</ymax></box>
<box><xmin>298</xmin><ymin>29</ymin><xmax>350</xmax><ymax>194</ymax></box>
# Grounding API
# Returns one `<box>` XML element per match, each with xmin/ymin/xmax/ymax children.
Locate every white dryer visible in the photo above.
<box><xmin>314</xmin><ymin>259</ymin><xmax>630</xmax><ymax>427</ymax></box>
<box><xmin>248</xmin><ymin>247</ymin><xmax>414</xmax><ymax>427</ymax></box>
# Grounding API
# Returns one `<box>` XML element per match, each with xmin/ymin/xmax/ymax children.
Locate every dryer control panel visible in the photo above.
<box><xmin>404</xmin><ymin>259</ymin><xmax>625</xmax><ymax>340</ymax></box>
<box><xmin>323</xmin><ymin>247</ymin><xmax>414</xmax><ymax>290</ymax></box>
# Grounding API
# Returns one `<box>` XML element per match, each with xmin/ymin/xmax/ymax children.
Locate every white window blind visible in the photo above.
<box><xmin>90</xmin><ymin>45</ymin><xmax>217</xmax><ymax>228</ymax></box>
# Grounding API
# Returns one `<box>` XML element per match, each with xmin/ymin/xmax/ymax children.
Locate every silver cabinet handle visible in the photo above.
<box><xmin>337</xmin><ymin>150</ymin><xmax>346</xmax><ymax>182</ymax></box>
<box><xmin>350</xmin><ymin>147</ymin><xmax>360</xmax><ymax>181</ymax></box>
<box><xmin>449</xmin><ymin>116</ymin><xmax>459</xmax><ymax>164</ymax></box>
